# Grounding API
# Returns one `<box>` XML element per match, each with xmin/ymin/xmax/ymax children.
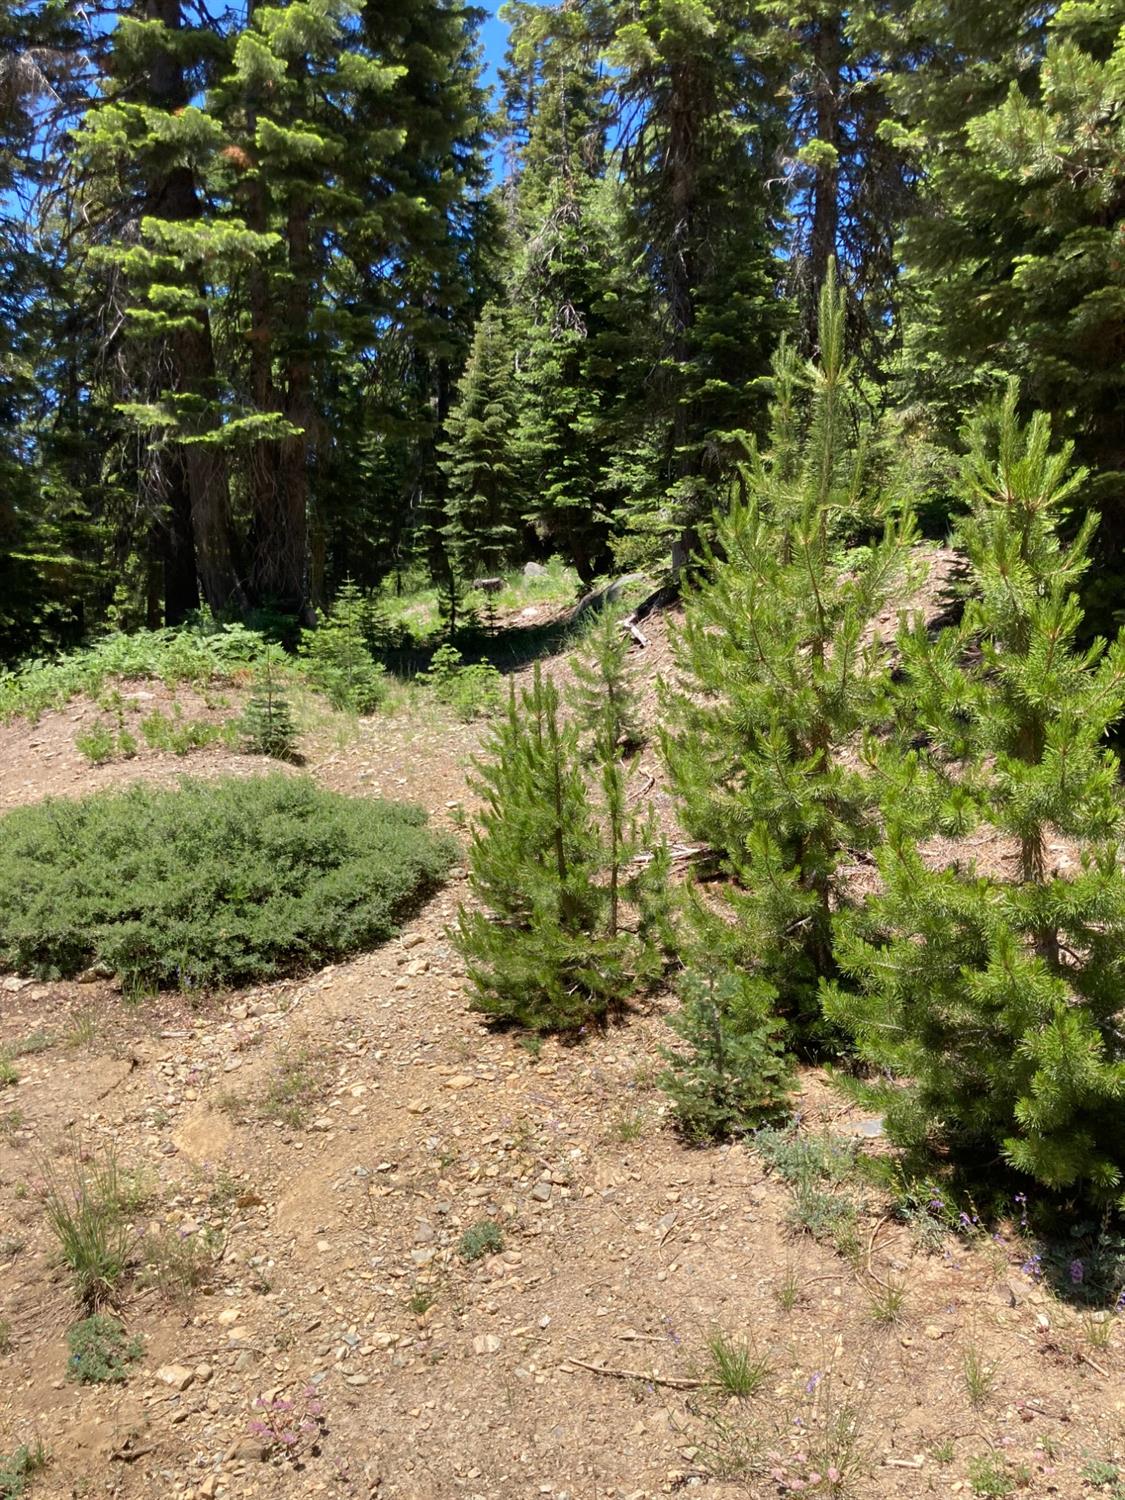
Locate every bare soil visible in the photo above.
<box><xmin>0</xmin><ymin>570</ymin><xmax>1121</xmax><ymax>1500</ymax></box>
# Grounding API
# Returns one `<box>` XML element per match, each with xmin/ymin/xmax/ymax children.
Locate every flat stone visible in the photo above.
<box><xmin>445</xmin><ymin>1075</ymin><xmax>475</xmax><ymax>1091</ymax></box>
<box><xmin>472</xmin><ymin>1334</ymin><xmax>501</xmax><ymax>1355</ymax></box>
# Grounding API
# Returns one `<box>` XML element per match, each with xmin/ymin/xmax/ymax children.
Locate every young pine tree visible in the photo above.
<box><xmin>300</xmin><ymin>580</ymin><xmax>386</xmax><ymax>714</ymax></box>
<box><xmin>663</xmin><ymin>265</ymin><xmax>917</xmax><ymax>1044</ymax></box>
<box><xmin>569</xmin><ymin>608</ymin><xmax>645</xmax><ymax>762</ymax></box>
<box><xmin>241</xmin><ymin>648</ymin><xmax>298</xmax><ymax>761</ymax></box>
<box><xmin>825</xmin><ymin>386</ymin><xmax>1125</xmax><ymax>1206</ymax></box>
<box><xmin>454</xmin><ymin>664</ymin><xmax>665</xmax><ymax>1032</ymax></box>
<box><xmin>439</xmin><ymin>305</ymin><xmax>525</xmax><ymax>580</ymax></box>
<box><xmin>660</xmin><ymin>891</ymin><xmax>793</xmax><ymax>1141</ymax></box>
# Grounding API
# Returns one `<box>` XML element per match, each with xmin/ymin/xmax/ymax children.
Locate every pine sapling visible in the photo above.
<box><xmin>241</xmin><ymin>648</ymin><xmax>298</xmax><ymax>760</ymax></box>
<box><xmin>663</xmin><ymin>263</ymin><xmax>916</xmax><ymax>1044</ymax></box>
<box><xmin>826</xmin><ymin>384</ymin><xmax>1125</xmax><ymax>1206</ymax></box>
<box><xmin>452</xmin><ymin>663</ymin><xmax>667</xmax><ymax>1032</ymax></box>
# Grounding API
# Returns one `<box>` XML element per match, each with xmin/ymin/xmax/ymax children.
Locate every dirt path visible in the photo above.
<box><xmin>0</xmin><ymin>594</ymin><xmax>1120</xmax><ymax>1499</ymax></box>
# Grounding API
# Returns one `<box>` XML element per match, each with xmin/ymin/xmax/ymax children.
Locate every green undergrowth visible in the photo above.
<box><xmin>0</xmin><ymin>775</ymin><xmax>455</xmax><ymax>991</ymax></box>
<box><xmin>0</xmin><ymin>1440</ymin><xmax>47</xmax><ymax>1499</ymax></box>
<box><xmin>378</xmin><ymin>556</ymin><xmax>581</xmax><ymax>640</ymax></box>
<box><xmin>0</xmin><ymin>623</ymin><xmax>273</xmax><ymax>724</ymax></box>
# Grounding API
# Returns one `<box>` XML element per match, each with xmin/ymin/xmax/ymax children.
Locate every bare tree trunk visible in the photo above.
<box><xmin>260</xmin><ymin>192</ymin><xmax>312</xmax><ymax>613</ymax></box>
<box><xmin>162</xmin><ymin>455</ymin><xmax>200</xmax><ymax>624</ymax></box>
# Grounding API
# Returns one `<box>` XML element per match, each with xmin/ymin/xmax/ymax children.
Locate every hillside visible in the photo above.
<box><xmin>0</xmin><ymin>583</ymin><xmax>1119</xmax><ymax>1500</ymax></box>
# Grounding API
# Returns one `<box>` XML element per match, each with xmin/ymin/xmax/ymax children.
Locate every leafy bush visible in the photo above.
<box><xmin>0</xmin><ymin>622</ymin><xmax>272</xmax><ymax>724</ymax></box>
<box><xmin>66</xmin><ymin>1314</ymin><xmax>142</xmax><ymax>1384</ymax></box>
<box><xmin>0</xmin><ymin>776</ymin><xmax>455</xmax><ymax>991</ymax></box>
<box><xmin>416</xmin><ymin>645</ymin><xmax>502</xmax><ymax>720</ymax></box>
<box><xmin>139</xmin><ymin>707</ymin><xmax>233</xmax><ymax>754</ymax></box>
<box><xmin>75</xmin><ymin>721</ymin><xmax>136</xmax><ymax>765</ymax></box>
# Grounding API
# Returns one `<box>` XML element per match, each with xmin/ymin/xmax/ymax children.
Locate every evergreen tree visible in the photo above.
<box><xmin>569</xmin><ymin>606</ymin><xmax>644</xmax><ymax>760</ymax></box>
<box><xmin>299</xmin><ymin>578</ymin><xmax>386</xmax><ymax>713</ymax></box>
<box><xmin>241</xmin><ymin>647</ymin><xmax>299</xmax><ymax>759</ymax></box>
<box><xmin>609</xmin><ymin>0</ymin><xmax>789</xmax><ymax>568</ymax></box>
<box><xmin>771</xmin><ymin>0</ymin><xmax>916</xmax><ymax>366</ymax></box>
<box><xmin>454</xmin><ymin>664</ymin><xmax>666</xmax><ymax>1032</ymax></box>
<box><xmin>825</xmin><ymin>387</ymin><xmax>1125</xmax><ymax>1206</ymax></box>
<box><xmin>663</xmin><ymin>266</ymin><xmax>916</xmax><ymax>1040</ymax></box>
<box><xmin>660</xmin><ymin>896</ymin><xmax>793</xmax><ymax>1141</ymax></box>
<box><xmin>438</xmin><ymin>303</ymin><xmax>525</xmax><ymax>578</ymax></box>
<box><xmin>500</xmin><ymin>3</ymin><xmax>623</xmax><ymax>580</ymax></box>
<box><xmin>77</xmin><ymin>0</ymin><xmax>251</xmax><ymax>618</ymax></box>
<box><xmin>892</xmin><ymin>0</ymin><xmax>1124</xmax><ymax>612</ymax></box>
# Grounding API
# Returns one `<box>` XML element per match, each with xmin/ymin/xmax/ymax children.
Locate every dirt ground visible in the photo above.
<box><xmin>1</xmin><ymin>569</ymin><xmax>1122</xmax><ymax>1500</ymax></box>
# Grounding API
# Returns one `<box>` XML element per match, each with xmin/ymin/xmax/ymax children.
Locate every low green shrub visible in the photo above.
<box><xmin>458</xmin><ymin>1219</ymin><xmax>504</xmax><ymax>1262</ymax></box>
<box><xmin>416</xmin><ymin>645</ymin><xmax>502</xmax><ymax>721</ymax></box>
<box><xmin>0</xmin><ymin>1440</ymin><xmax>47</xmax><ymax>1499</ymax></box>
<box><xmin>0</xmin><ymin>775</ymin><xmax>455</xmax><ymax>990</ymax></box>
<box><xmin>66</xmin><ymin>1314</ymin><xmax>142</xmax><ymax>1384</ymax></box>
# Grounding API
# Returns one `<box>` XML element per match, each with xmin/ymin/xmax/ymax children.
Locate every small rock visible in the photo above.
<box><xmin>530</xmin><ymin>1182</ymin><xmax>552</xmax><ymax>1203</ymax></box>
<box><xmin>405</xmin><ymin>958</ymin><xmax>429</xmax><ymax>977</ymax></box>
<box><xmin>226</xmin><ymin>1437</ymin><xmax>268</xmax><ymax>1462</ymax></box>
<box><xmin>445</xmin><ymin>1075</ymin><xmax>475</xmax><ymax>1091</ymax></box>
<box><xmin>156</xmin><ymin>1363</ymin><xmax>195</xmax><ymax>1392</ymax></box>
<box><xmin>472</xmin><ymin>1334</ymin><xmax>502</xmax><ymax>1355</ymax></box>
<box><xmin>401</xmin><ymin>933</ymin><xmax>424</xmax><ymax>950</ymax></box>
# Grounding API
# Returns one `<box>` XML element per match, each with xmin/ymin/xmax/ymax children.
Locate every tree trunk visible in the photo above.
<box><xmin>807</xmin><ymin>11</ymin><xmax>842</xmax><ymax>350</ymax></box>
<box><xmin>162</xmin><ymin>455</ymin><xmax>200</xmax><ymax>624</ymax></box>
<box><xmin>147</xmin><ymin>0</ymin><xmax>246</xmax><ymax>616</ymax></box>
<box><xmin>271</xmin><ymin>192</ymin><xmax>312</xmax><ymax>612</ymax></box>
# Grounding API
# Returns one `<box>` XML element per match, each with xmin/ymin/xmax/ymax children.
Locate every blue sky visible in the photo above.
<box><xmin>480</xmin><ymin>4</ymin><xmax>510</xmax><ymax>86</ymax></box>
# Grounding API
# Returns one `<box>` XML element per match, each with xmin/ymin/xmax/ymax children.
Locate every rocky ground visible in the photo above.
<box><xmin>1</xmin><ymin>582</ymin><xmax>1122</xmax><ymax>1500</ymax></box>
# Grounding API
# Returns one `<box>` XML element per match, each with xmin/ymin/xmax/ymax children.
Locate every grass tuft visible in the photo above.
<box><xmin>0</xmin><ymin>1440</ymin><xmax>47</xmax><ymax>1500</ymax></box>
<box><xmin>42</xmin><ymin>1152</ymin><xmax>132</xmax><ymax>1309</ymax></box>
<box><xmin>962</xmin><ymin>1343</ymin><xmax>995</xmax><ymax>1407</ymax></box>
<box><xmin>703</xmin><ymin>1329</ymin><xmax>770</xmax><ymax>1398</ymax></box>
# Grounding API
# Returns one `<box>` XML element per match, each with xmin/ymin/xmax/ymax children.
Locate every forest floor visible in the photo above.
<box><xmin>1</xmin><ymin>562</ymin><xmax>1123</xmax><ymax>1500</ymax></box>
